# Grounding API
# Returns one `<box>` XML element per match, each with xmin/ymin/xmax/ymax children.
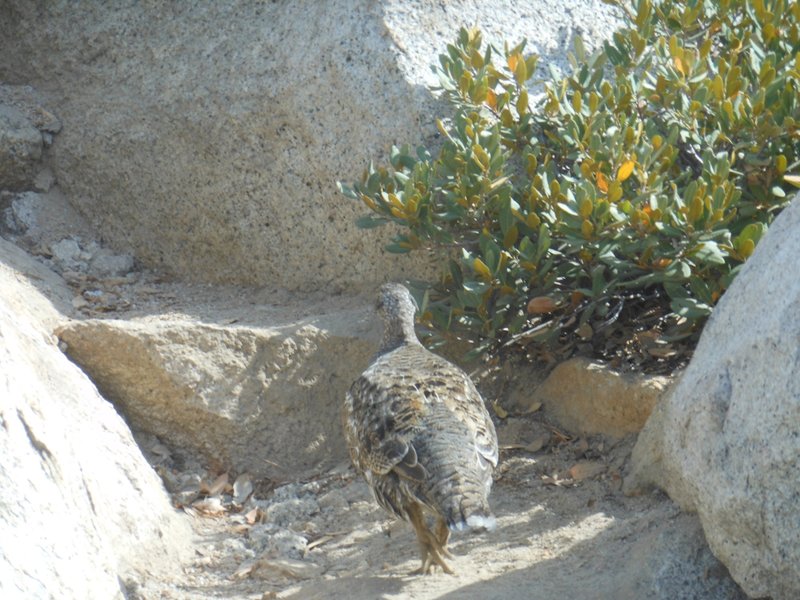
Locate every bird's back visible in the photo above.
<box><xmin>344</xmin><ymin>343</ymin><xmax>498</xmax><ymax>532</ymax></box>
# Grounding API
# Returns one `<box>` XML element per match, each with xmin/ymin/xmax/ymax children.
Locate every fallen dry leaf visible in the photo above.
<box><xmin>233</xmin><ymin>560</ymin><xmax>256</xmax><ymax>579</ymax></box>
<box><xmin>492</xmin><ymin>401</ymin><xmax>509</xmax><ymax>419</ymax></box>
<box><xmin>574</xmin><ymin>438</ymin><xmax>590</xmax><ymax>458</ymax></box>
<box><xmin>524</xmin><ymin>432</ymin><xmax>550</xmax><ymax>453</ymax></box>
<box><xmin>304</xmin><ymin>535</ymin><xmax>335</xmax><ymax>556</ymax></box>
<box><xmin>647</xmin><ymin>345</ymin><xmax>678</xmax><ymax>358</ymax></box>
<box><xmin>203</xmin><ymin>472</ymin><xmax>229</xmax><ymax>496</ymax></box>
<box><xmin>192</xmin><ymin>496</ymin><xmax>226</xmax><ymax>516</ymax></box>
<box><xmin>541</xmin><ymin>473</ymin><xmax>573</xmax><ymax>487</ymax></box>
<box><xmin>546</xmin><ymin>424</ymin><xmax>573</xmax><ymax>444</ymax></box>
<box><xmin>525</xmin><ymin>401</ymin><xmax>542</xmax><ymax>414</ymax></box>
<box><xmin>500</xmin><ymin>443</ymin><xmax>526</xmax><ymax>451</ymax></box>
<box><xmin>527</xmin><ymin>296</ymin><xmax>558</xmax><ymax>314</ymax></box>
<box><xmin>250</xmin><ymin>558</ymin><xmax>321</xmax><ymax>581</ymax></box>
<box><xmin>567</xmin><ymin>461</ymin><xmax>606</xmax><ymax>481</ymax></box>
<box><xmin>244</xmin><ymin>507</ymin><xmax>264</xmax><ymax>525</ymax></box>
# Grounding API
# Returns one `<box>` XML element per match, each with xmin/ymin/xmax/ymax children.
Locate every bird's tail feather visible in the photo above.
<box><xmin>446</xmin><ymin>501</ymin><xmax>496</xmax><ymax>533</ymax></box>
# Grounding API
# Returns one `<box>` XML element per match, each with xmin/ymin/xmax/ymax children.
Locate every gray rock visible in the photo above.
<box><xmin>0</xmin><ymin>0</ymin><xmax>621</xmax><ymax>291</ymax></box>
<box><xmin>626</xmin><ymin>195</ymin><xmax>800</xmax><ymax>599</ymax></box>
<box><xmin>3</xmin><ymin>191</ymin><xmax>40</xmax><ymax>234</ymax></box>
<box><xmin>0</xmin><ymin>238</ymin><xmax>192</xmax><ymax>599</ymax></box>
<box><xmin>33</xmin><ymin>167</ymin><xmax>55</xmax><ymax>191</ymax></box>
<box><xmin>265</xmin><ymin>497</ymin><xmax>320</xmax><ymax>529</ymax></box>
<box><xmin>0</xmin><ymin>103</ymin><xmax>42</xmax><ymax>191</ymax></box>
<box><xmin>88</xmin><ymin>247</ymin><xmax>135</xmax><ymax>277</ymax></box>
<box><xmin>56</xmin><ymin>304</ymin><xmax>376</xmax><ymax>479</ymax></box>
<box><xmin>626</xmin><ymin>513</ymin><xmax>747</xmax><ymax>600</ymax></box>
<box><xmin>50</xmin><ymin>237</ymin><xmax>84</xmax><ymax>271</ymax></box>
<box><xmin>1</xmin><ymin>188</ymin><xmax>95</xmax><ymax>248</ymax></box>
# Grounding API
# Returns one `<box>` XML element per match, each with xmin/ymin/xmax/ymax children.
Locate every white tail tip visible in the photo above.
<box><xmin>465</xmin><ymin>513</ymin><xmax>496</xmax><ymax>532</ymax></box>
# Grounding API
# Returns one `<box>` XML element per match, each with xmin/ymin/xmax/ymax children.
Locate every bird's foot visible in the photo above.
<box><xmin>411</xmin><ymin>545</ymin><xmax>454</xmax><ymax>575</ymax></box>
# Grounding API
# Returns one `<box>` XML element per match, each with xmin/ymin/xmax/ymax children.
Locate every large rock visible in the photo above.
<box><xmin>625</xmin><ymin>197</ymin><xmax>800</xmax><ymax>599</ymax></box>
<box><xmin>525</xmin><ymin>357</ymin><xmax>671</xmax><ymax>438</ymax></box>
<box><xmin>57</xmin><ymin>300</ymin><xmax>377</xmax><ymax>479</ymax></box>
<box><xmin>0</xmin><ymin>0</ymin><xmax>620</xmax><ymax>291</ymax></box>
<box><xmin>0</xmin><ymin>238</ymin><xmax>192</xmax><ymax>599</ymax></box>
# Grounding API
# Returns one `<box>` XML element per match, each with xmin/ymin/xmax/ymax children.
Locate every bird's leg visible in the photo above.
<box><xmin>434</xmin><ymin>517</ymin><xmax>453</xmax><ymax>559</ymax></box>
<box><xmin>406</xmin><ymin>502</ymin><xmax>454</xmax><ymax>575</ymax></box>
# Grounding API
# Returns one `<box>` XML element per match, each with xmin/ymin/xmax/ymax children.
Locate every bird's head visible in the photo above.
<box><xmin>376</xmin><ymin>283</ymin><xmax>420</xmax><ymax>352</ymax></box>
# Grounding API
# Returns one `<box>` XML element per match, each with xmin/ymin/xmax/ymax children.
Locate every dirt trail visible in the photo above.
<box><xmin>132</xmin><ymin>424</ymin><xmax>744</xmax><ymax>600</ymax></box>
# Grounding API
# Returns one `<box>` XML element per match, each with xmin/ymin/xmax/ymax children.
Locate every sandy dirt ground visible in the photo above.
<box><xmin>128</xmin><ymin>417</ymin><xmax>744</xmax><ymax>600</ymax></box>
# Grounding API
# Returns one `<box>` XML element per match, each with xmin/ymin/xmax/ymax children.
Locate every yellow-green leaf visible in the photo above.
<box><xmin>617</xmin><ymin>160</ymin><xmax>635</xmax><ymax>182</ymax></box>
<box><xmin>526</xmin><ymin>154</ymin><xmax>538</xmax><ymax>176</ymax></box>
<box><xmin>572</xmin><ymin>92</ymin><xmax>582</xmax><ymax>113</ymax></box>
<box><xmin>689</xmin><ymin>195</ymin><xmax>704</xmax><ymax>221</ymax></box>
<box><xmin>608</xmin><ymin>181</ymin><xmax>623</xmax><ymax>203</ymax></box>
<box><xmin>472</xmin><ymin>144</ymin><xmax>490</xmax><ymax>170</ymax></box>
<box><xmin>503</xmin><ymin>225</ymin><xmax>519</xmax><ymax>248</ymax></box>
<box><xmin>579</xmin><ymin>197</ymin><xmax>593</xmax><ymax>218</ymax></box>
<box><xmin>712</xmin><ymin>74</ymin><xmax>724</xmax><ymax>100</ymax></box>
<box><xmin>360</xmin><ymin>194</ymin><xmax>377</xmax><ymax>211</ymax></box>
<box><xmin>784</xmin><ymin>174</ymin><xmax>800</xmax><ymax>188</ymax></box>
<box><xmin>470</xmin><ymin>48</ymin><xmax>484</xmax><ymax>69</ymax></box>
<box><xmin>473</xmin><ymin>257</ymin><xmax>492</xmax><ymax>280</ymax></box>
<box><xmin>388</xmin><ymin>193</ymin><xmax>404</xmax><ymax>209</ymax></box>
<box><xmin>517</xmin><ymin>88</ymin><xmax>529</xmax><ymax>116</ymax></box>
<box><xmin>436</xmin><ymin>118</ymin><xmax>450</xmax><ymax>139</ymax></box>
<box><xmin>652</xmin><ymin>134</ymin><xmax>663</xmax><ymax>149</ymax></box>
<box><xmin>514</xmin><ymin>55</ymin><xmax>527</xmax><ymax>84</ymax></box>
<box><xmin>673</xmin><ymin>55</ymin><xmax>685</xmax><ymax>76</ymax></box>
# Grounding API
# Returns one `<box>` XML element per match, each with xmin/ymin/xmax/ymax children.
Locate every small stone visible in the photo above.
<box><xmin>33</xmin><ymin>168</ymin><xmax>55</xmax><ymax>192</ymax></box>
<box><xmin>82</xmin><ymin>289</ymin><xmax>104</xmax><ymax>302</ymax></box>
<box><xmin>62</xmin><ymin>270</ymin><xmax>89</xmax><ymax>285</ymax></box>
<box><xmin>50</xmin><ymin>238</ymin><xmax>84</xmax><ymax>271</ymax></box>
<box><xmin>4</xmin><ymin>192</ymin><xmax>41</xmax><ymax>234</ymax></box>
<box><xmin>265</xmin><ymin>497</ymin><xmax>320</xmax><ymax>528</ymax></box>
<box><xmin>0</xmin><ymin>104</ymin><xmax>42</xmax><ymax>191</ymax></box>
<box><xmin>317</xmin><ymin>489</ymin><xmax>348</xmax><ymax>512</ymax></box>
<box><xmin>89</xmin><ymin>249</ymin><xmax>135</xmax><ymax>278</ymax></box>
<box><xmin>71</xmin><ymin>296</ymin><xmax>89</xmax><ymax>309</ymax></box>
<box><xmin>269</xmin><ymin>528</ymin><xmax>308</xmax><ymax>559</ymax></box>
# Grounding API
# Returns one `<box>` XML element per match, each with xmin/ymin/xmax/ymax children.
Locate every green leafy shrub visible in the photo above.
<box><xmin>340</xmin><ymin>0</ymin><xmax>800</xmax><ymax>369</ymax></box>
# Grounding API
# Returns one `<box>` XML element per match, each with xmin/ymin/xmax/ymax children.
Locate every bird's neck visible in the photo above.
<box><xmin>378</xmin><ymin>320</ymin><xmax>421</xmax><ymax>355</ymax></box>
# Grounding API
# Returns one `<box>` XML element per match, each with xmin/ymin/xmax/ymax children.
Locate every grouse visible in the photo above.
<box><xmin>343</xmin><ymin>283</ymin><xmax>498</xmax><ymax>574</ymax></box>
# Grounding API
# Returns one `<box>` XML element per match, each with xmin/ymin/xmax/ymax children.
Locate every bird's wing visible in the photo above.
<box><xmin>344</xmin><ymin>370</ymin><xmax>429</xmax><ymax>482</ymax></box>
<box><xmin>421</xmin><ymin>357</ymin><xmax>499</xmax><ymax>468</ymax></box>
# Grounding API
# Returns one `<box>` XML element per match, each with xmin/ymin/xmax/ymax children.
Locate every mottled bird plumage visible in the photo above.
<box><xmin>343</xmin><ymin>283</ymin><xmax>498</xmax><ymax>573</ymax></box>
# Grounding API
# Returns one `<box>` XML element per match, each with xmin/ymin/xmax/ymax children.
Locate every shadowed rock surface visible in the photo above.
<box><xmin>626</xmin><ymin>195</ymin><xmax>800</xmax><ymax>600</ymax></box>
